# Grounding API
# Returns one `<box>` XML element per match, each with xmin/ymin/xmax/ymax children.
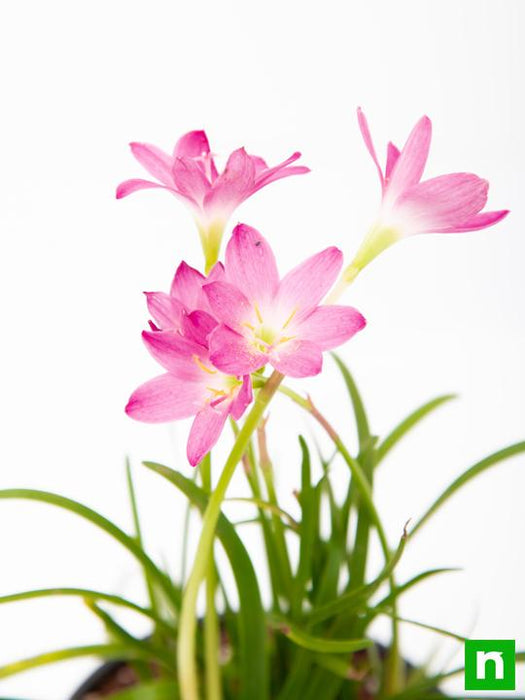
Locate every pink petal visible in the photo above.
<box><xmin>230</xmin><ymin>375</ymin><xmax>253</xmax><ymax>420</ymax></box>
<box><xmin>299</xmin><ymin>306</ymin><xmax>366</xmax><ymax>350</ymax></box>
<box><xmin>387</xmin><ymin>116</ymin><xmax>432</xmax><ymax>201</ymax></box>
<box><xmin>432</xmin><ymin>209</ymin><xmax>510</xmax><ymax>233</ymax></box>
<box><xmin>208</xmin><ymin>324</ymin><xmax>267</xmax><ymax>375</ymax></box>
<box><xmin>126</xmin><ymin>373</ymin><xmax>204</xmax><ymax>423</ymax></box>
<box><xmin>385</xmin><ymin>142</ymin><xmax>400</xmax><ymax>181</ymax></box>
<box><xmin>357</xmin><ymin>108</ymin><xmax>384</xmax><ymax>188</ymax></box>
<box><xmin>174</xmin><ymin>130</ymin><xmax>211</xmax><ymax>159</ymax></box>
<box><xmin>204</xmin><ymin>281</ymin><xmax>252</xmax><ymax>331</ymax></box>
<box><xmin>172</xmin><ymin>156</ymin><xmax>211</xmax><ymax>206</ymax></box>
<box><xmin>145</xmin><ymin>292</ymin><xmax>184</xmax><ymax>330</ymax></box>
<box><xmin>187</xmin><ymin>403</ymin><xmax>230</xmax><ymax>466</ymax></box>
<box><xmin>277</xmin><ymin>247</ymin><xmax>343</xmax><ymax>315</ymax></box>
<box><xmin>129</xmin><ymin>142</ymin><xmax>175</xmax><ymax>186</ymax></box>
<box><xmin>395</xmin><ymin>173</ymin><xmax>489</xmax><ymax>232</ymax></box>
<box><xmin>142</xmin><ymin>330</ymin><xmax>206</xmax><ymax>379</ymax></box>
<box><xmin>252</xmin><ymin>152</ymin><xmax>310</xmax><ymax>191</ymax></box>
<box><xmin>207</xmin><ymin>262</ymin><xmax>225</xmax><ymax>282</ymax></box>
<box><xmin>270</xmin><ymin>339</ymin><xmax>323</xmax><ymax>378</ymax></box>
<box><xmin>116</xmin><ymin>179</ymin><xmax>172</xmax><ymax>199</ymax></box>
<box><xmin>203</xmin><ymin>148</ymin><xmax>256</xmax><ymax>220</ymax></box>
<box><xmin>181</xmin><ymin>310</ymin><xmax>218</xmax><ymax>346</ymax></box>
<box><xmin>170</xmin><ymin>262</ymin><xmax>207</xmax><ymax>310</ymax></box>
<box><xmin>225</xmin><ymin>224</ymin><xmax>279</xmax><ymax>305</ymax></box>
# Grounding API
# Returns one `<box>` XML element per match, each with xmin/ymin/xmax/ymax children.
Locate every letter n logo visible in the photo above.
<box><xmin>465</xmin><ymin>639</ymin><xmax>515</xmax><ymax>690</ymax></box>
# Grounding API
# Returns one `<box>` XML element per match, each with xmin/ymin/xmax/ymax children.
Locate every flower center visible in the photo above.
<box><xmin>244</xmin><ymin>304</ymin><xmax>297</xmax><ymax>353</ymax></box>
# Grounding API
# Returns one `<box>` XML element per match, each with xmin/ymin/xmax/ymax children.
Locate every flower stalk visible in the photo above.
<box><xmin>177</xmin><ymin>370</ymin><xmax>284</xmax><ymax>699</ymax></box>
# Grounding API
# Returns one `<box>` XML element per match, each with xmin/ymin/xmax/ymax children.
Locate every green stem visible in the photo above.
<box><xmin>177</xmin><ymin>371</ymin><xmax>284</xmax><ymax>699</ymax></box>
<box><xmin>199</xmin><ymin>453</ymin><xmax>223</xmax><ymax>700</ymax></box>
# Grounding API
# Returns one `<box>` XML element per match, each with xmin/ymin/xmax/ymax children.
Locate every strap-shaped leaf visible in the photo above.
<box><xmin>112</xmin><ymin>681</ymin><xmax>180</xmax><ymax>699</ymax></box>
<box><xmin>376</xmin><ymin>394</ymin><xmax>457</xmax><ymax>464</ymax></box>
<box><xmin>271</xmin><ymin>617</ymin><xmax>372</xmax><ymax>654</ymax></box>
<box><xmin>331</xmin><ymin>353</ymin><xmax>371</xmax><ymax>453</ymax></box>
<box><xmin>412</xmin><ymin>441</ymin><xmax>525</xmax><ymax>535</ymax></box>
<box><xmin>143</xmin><ymin>461</ymin><xmax>268</xmax><ymax>700</ymax></box>
<box><xmin>0</xmin><ymin>644</ymin><xmax>165</xmax><ymax>680</ymax></box>
<box><xmin>0</xmin><ymin>588</ymin><xmax>175</xmax><ymax>636</ymax></box>
<box><xmin>0</xmin><ymin>489</ymin><xmax>178</xmax><ymax>607</ymax></box>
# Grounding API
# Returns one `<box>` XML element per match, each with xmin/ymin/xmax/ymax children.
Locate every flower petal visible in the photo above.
<box><xmin>357</xmin><ymin>108</ymin><xmax>384</xmax><ymax>188</ymax></box>
<box><xmin>187</xmin><ymin>403</ymin><xmax>230</xmax><ymax>466</ymax></box>
<box><xmin>395</xmin><ymin>173</ymin><xmax>489</xmax><ymax>232</ymax></box>
<box><xmin>204</xmin><ymin>281</ymin><xmax>253</xmax><ymax>331</ymax></box>
<box><xmin>387</xmin><ymin>116</ymin><xmax>432</xmax><ymax>201</ymax></box>
<box><xmin>230</xmin><ymin>375</ymin><xmax>253</xmax><ymax>420</ymax></box>
<box><xmin>126</xmin><ymin>373</ymin><xmax>204</xmax><ymax>423</ymax></box>
<box><xmin>174</xmin><ymin>130</ymin><xmax>211</xmax><ymax>159</ymax></box>
<box><xmin>116</xmin><ymin>179</ymin><xmax>172</xmax><ymax>199</ymax></box>
<box><xmin>431</xmin><ymin>209</ymin><xmax>510</xmax><ymax>233</ymax></box>
<box><xmin>142</xmin><ymin>330</ymin><xmax>206</xmax><ymax>379</ymax></box>
<box><xmin>299</xmin><ymin>306</ymin><xmax>366</xmax><ymax>350</ymax></box>
<box><xmin>170</xmin><ymin>262</ymin><xmax>207</xmax><ymax>310</ymax></box>
<box><xmin>172</xmin><ymin>157</ymin><xmax>211</xmax><ymax>206</ymax></box>
<box><xmin>145</xmin><ymin>292</ymin><xmax>185</xmax><ymax>330</ymax></box>
<box><xmin>252</xmin><ymin>151</ymin><xmax>310</xmax><ymax>191</ymax></box>
<box><xmin>270</xmin><ymin>339</ymin><xmax>323</xmax><ymax>378</ymax></box>
<box><xmin>385</xmin><ymin>142</ymin><xmax>401</xmax><ymax>181</ymax></box>
<box><xmin>203</xmin><ymin>148</ymin><xmax>256</xmax><ymax>220</ymax></box>
<box><xmin>277</xmin><ymin>247</ymin><xmax>343</xmax><ymax>315</ymax></box>
<box><xmin>181</xmin><ymin>310</ymin><xmax>218</xmax><ymax>346</ymax></box>
<box><xmin>129</xmin><ymin>142</ymin><xmax>175</xmax><ymax>186</ymax></box>
<box><xmin>208</xmin><ymin>324</ymin><xmax>267</xmax><ymax>375</ymax></box>
<box><xmin>225</xmin><ymin>224</ymin><xmax>279</xmax><ymax>305</ymax></box>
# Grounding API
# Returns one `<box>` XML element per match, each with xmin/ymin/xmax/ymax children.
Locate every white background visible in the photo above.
<box><xmin>0</xmin><ymin>1</ymin><xmax>524</xmax><ymax>697</ymax></box>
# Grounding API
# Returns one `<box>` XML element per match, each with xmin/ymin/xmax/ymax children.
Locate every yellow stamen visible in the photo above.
<box><xmin>282</xmin><ymin>307</ymin><xmax>298</xmax><ymax>330</ymax></box>
<box><xmin>254</xmin><ymin>303</ymin><xmax>263</xmax><ymax>324</ymax></box>
<box><xmin>193</xmin><ymin>355</ymin><xmax>217</xmax><ymax>375</ymax></box>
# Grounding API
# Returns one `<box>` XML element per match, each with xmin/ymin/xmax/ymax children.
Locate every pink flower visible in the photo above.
<box><xmin>347</xmin><ymin>109</ymin><xmax>509</xmax><ymax>278</ymax></box>
<box><xmin>116</xmin><ymin>130</ymin><xmax>309</xmax><ymax>271</ymax></box>
<box><xmin>203</xmin><ymin>224</ymin><xmax>366</xmax><ymax>378</ymax></box>
<box><xmin>126</xmin><ymin>259</ymin><xmax>253</xmax><ymax>466</ymax></box>
<box><xmin>145</xmin><ymin>260</ymin><xmax>224</xmax><ymax>336</ymax></box>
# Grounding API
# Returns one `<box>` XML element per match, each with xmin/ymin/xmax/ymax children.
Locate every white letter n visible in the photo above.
<box><xmin>476</xmin><ymin>651</ymin><xmax>504</xmax><ymax>680</ymax></box>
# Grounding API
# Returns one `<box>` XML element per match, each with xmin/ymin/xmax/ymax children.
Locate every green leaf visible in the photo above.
<box><xmin>292</xmin><ymin>437</ymin><xmax>316</xmax><ymax>617</ymax></box>
<box><xmin>373</xmin><ymin>568</ymin><xmax>460</xmax><ymax>611</ymax></box>
<box><xmin>372</xmin><ymin>608</ymin><xmax>466</xmax><ymax>642</ymax></box>
<box><xmin>331</xmin><ymin>353</ymin><xmax>371</xmax><ymax>452</ymax></box>
<box><xmin>224</xmin><ymin>497</ymin><xmax>298</xmax><ymax>529</ymax></box>
<box><xmin>308</xmin><ymin>527</ymin><xmax>408</xmax><ymax>625</ymax></box>
<box><xmin>376</xmin><ymin>394</ymin><xmax>457</xmax><ymax>464</ymax></box>
<box><xmin>0</xmin><ymin>644</ymin><xmax>165</xmax><ymax>680</ymax></box>
<box><xmin>143</xmin><ymin>461</ymin><xmax>268</xmax><ymax>700</ymax></box>
<box><xmin>272</xmin><ymin>618</ymin><xmax>372</xmax><ymax>654</ymax></box>
<box><xmin>0</xmin><ymin>489</ymin><xmax>178</xmax><ymax>609</ymax></box>
<box><xmin>112</xmin><ymin>681</ymin><xmax>180</xmax><ymax>699</ymax></box>
<box><xmin>412</xmin><ymin>441</ymin><xmax>525</xmax><ymax>536</ymax></box>
<box><xmin>0</xmin><ymin>588</ymin><xmax>175</xmax><ymax>637</ymax></box>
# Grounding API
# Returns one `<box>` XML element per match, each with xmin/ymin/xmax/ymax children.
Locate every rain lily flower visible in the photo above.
<box><xmin>203</xmin><ymin>224</ymin><xmax>366</xmax><ymax>378</ymax></box>
<box><xmin>126</xmin><ymin>330</ymin><xmax>252</xmax><ymax>467</ymax></box>
<box><xmin>145</xmin><ymin>260</ymin><xmax>224</xmax><ymax>336</ymax></box>
<box><xmin>337</xmin><ymin>109</ymin><xmax>509</xmax><ymax>289</ymax></box>
<box><xmin>116</xmin><ymin>130</ymin><xmax>309</xmax><ymax>272</ymax></box>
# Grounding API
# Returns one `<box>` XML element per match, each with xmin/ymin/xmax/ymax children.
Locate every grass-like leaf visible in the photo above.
<box><xmin>376</xmin><ymin>394</ymin><xmax>457</xmax><ymax>465</ymax></box>
<box><xmin>292</xmin><ymin>437</ymin><xmax>316</xmax><ymax>618</ymax></box>
<box><xmin>112</xmin><ymin>681</ymin><xmax>180</xmax><ymax>699</ymax></box>
<box><xmin>271</xmin><ymin>617</ymin><xmax>372</xmax><ymax>654</ymax></box>
<box><xmin>0</xmin><ymin>588</ymin><xmax>175</xmax><ymax>637</ymax></box>
<box><xmin>412</xmin><ymin>441</ymin><xmax>525</xmax><ymax>536</ymax></box>
<box><xmin>143</xmin><ymin>461</ymin><xmax>268</xmax><ymax>700</ymax></box>
<box><xmin>0</xmin><ymin>489</ymin><xmax>178</xmax><ymax>608</ymax></box>
<box><xmin>308</xmin><ymin>527</ymin><xmax>408</xmax><ymax>625</ymax></box>
<box><xmin>331</xmin><ymin>353</ymin><xmax>372</xmax><ymax>453</ymax></box>
<box><xmin>0</xmin><ymin>644</ymin><xmax>166</xmax><ymax>680</ymax></box>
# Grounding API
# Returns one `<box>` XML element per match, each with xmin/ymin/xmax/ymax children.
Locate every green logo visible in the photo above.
<box><xmin>464</xmin><ymin>639</ymin><xmax>515</xmax><ymax>691</ymax></box>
